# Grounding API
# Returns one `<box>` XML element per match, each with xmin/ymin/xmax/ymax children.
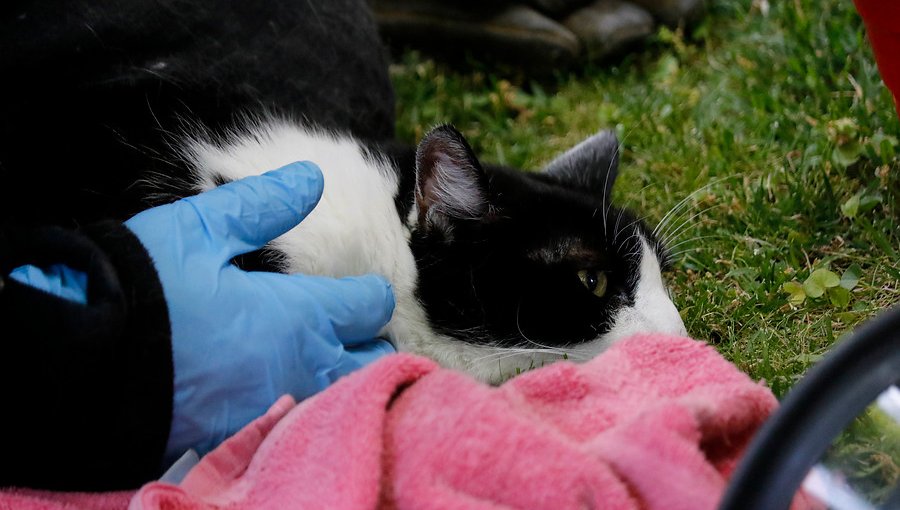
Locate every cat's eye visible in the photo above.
<box><xmin>577</xmin><ymin>269</ymin><xmax>608</xmax><ymax>298</ymax></box>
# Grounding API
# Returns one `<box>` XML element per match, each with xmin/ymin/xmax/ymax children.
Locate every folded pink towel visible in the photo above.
<box><xmin>1</xmin><ymin>334</ymin><xmax>813</xmax><ymax>510</ymax></box>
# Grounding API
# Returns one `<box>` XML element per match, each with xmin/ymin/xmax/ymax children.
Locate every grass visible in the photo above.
<box><xmin>389</xmin><ymin>0</ymin><xmax>900</xmax><ymax>498</ymax></box>
<box><xmin>826</xmin><ymin>404</ymin><xmax>900</xmax><ymax>504</ymax></box>
<box><xmin>389</xmin><ymin>0</ymin><xmax>899</xmax><ymax>396</ymax></box>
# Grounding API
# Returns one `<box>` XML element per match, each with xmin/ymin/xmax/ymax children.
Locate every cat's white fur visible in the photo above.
<box><xmin>604</xmin><ymin>240</ymin><xmax>688</xmax><ymax>343</ymax></box>
<box><xmin>181</xmin><ymin>120</ymin><xmax>686</xmax><ymax>382</ymax></box>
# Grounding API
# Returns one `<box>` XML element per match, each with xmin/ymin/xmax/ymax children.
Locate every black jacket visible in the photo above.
<box><xmin>0</xmin><ymin>222</ymin><xmax>173</xmax><ymax>490</ymax></box>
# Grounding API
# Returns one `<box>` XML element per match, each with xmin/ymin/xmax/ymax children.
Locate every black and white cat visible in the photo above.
<box><xmin>3</xmin><ymin>0</ymin><xmax>686</xmax><ymax>382</ymax></box>
<box><xmin>177</xmin><ymin>119</ymin><xmax>687</xmax><ymax>382</ymax></box>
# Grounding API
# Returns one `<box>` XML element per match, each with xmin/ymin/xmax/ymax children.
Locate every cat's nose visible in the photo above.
<box><xmin>620</xmin><ymin>294</ymin><xmax>688</xmax><ymax>340</ymax></box>
<box><xmin>649</xmin><ymin>301</ymin><xmax>688</xmax><ymax>338</ymax></box>
<box><xmin>639</xmin><ymin>315</ymin><xmax>687</xmax><ymax>339</ymax></box>
<box><xmin>601</xmin><ymin>302</ymin><xmax>688</xmax><ymax>346</ymax></box>
<box><xmin>672</xmin><ymin>317</ymin><xmax>689</xmax><ymax>337</ymax></box>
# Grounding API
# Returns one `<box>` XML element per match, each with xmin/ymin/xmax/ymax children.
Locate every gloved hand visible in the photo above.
<box><xmin>123</xmin><ymin>161</ymin><xmax>396</xmax><ymax>461</ymax></box>
<box><xmin>8</xmin><ymin>264</ymin><xmax>88</xmax><ymax>304</ymax></box>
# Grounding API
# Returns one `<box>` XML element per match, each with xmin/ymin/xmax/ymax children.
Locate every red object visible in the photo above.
<box><xmin>854</xmin><ymin>0</ymin><xmax>900</xmax><ymax>116</ymax></box>
<box><xmin>0</xmin><ymin>334</ymin><xmax>817</xmax><ymax>510</ymax></box>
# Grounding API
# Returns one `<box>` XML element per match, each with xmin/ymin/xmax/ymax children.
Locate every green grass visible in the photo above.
<box><xmin>389</xmin><ymin>0</ymin><xmax>899</xmax><ymax>398</ymax></box>
<box><xmin>390</xmin><ymin>0</ymin><xmax>900</xmax><ymax>497</ymax></box>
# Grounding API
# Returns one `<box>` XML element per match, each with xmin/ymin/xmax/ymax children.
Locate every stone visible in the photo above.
<box><xmin>627</xmin><ymin>0</ymin><xmax>706</xmax><ymax>27</ymax></box>
<box><xmin>563</xmin><ymin>0</ymin><xmax>655</xmax><ymax>60</ymax></box>
<box><xmin>374</xmin><ymin>0</ymin><xmax>581</xmax><ymax>71</ymax></box>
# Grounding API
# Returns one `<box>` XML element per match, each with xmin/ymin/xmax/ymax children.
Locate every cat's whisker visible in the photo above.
<box><xmin>653</xmin><ymin>192</ymin><xmax>704</xmax><ymax>240</ymax></box>
<box><xmin>666</xmin><ymin>246</ymin><xmax>723</xmax><ymax>267</ymax></box>
<box><xmin>656</xmin><ymin>173</ymin><xmax>740</xmax><ymax>238</ymax></box>
<box><xmin>664</xmin><ymin>235</ymin><xmax>727</xmax><ymax>264</ymax></box>
<box><xmin>511</xmin><ymin>301</ymin><xmax>592</xmax><ymax>363</ymax></box>
<box><xmin>520</xmin><ymin>336</ymin><xmax>572</xmax><ymax>356</ymax></box>
<box><xmin>611</xmin><ymin>205</ymin><xmax>627</xmax><ymax>245</ymax></box>
<box><xmin>515</xmin><ymin>301</ymin><xmax>570</xmax><ymax>355</ymax></box>
<box><xmin>652</xmin><ymin>194</ymin><xmax>696</xmax><ymax>239</ymax></box>
<box><xmin>656</xmin><ymin>193</ymin><xmax>725</xmax><ymax>239</ymax></box>
<box><xmin>623</xmin><ymin>229</ymin><xmax>644</xmax><ymax>247</ymax></box>
<box><xmin>652</xmin><ymin>174</ymin><xmax>738</xmax><ymax>239</ymax></box>
<box><xmin>666</xmin><ymin>234</ymin><xmax>726</xmax><ymax>252</ymax></box>
<box><xmin>622</xmin><ymin>232</ymin><xmax>644</xmax><ymax>263</ymax></box>
<box><xmin>613</xmin><ymin>183</ymin><xmax>657</xmax><ymax>246</ymax></box>
<box><xmin>601</xmin><ymin>146</ymin><xmax>617</xmax><ymax>239</ymax></box>
<box><xmin>659</xmin><ymin>203</ymin><xmax>724</xmax><ymax>248</ymax></box>
<box><xmin>666</xmin><ymin>245</ymin><xmax>719</xmax><ymax>262</ymax></box>
<box><xmin>557</xmin><ymin>345</ymin><xmax>594</xmax><ymax>361</ymax></box>
<box><xmin>600</xmin><ymin>125</ymin><xmax>636</xmax><ymax>239</ymax></box>
<box><xmin>613</xmin><ymin>215</ymin><xmax>648</xmax><ymax>246</ymax></box>
<box><xmin>469</xmin><ymin>347</ymin><xmax>573</xmax><ymax>365</ymax></box>
<box><xmin>615</xmin><ymin>179</ymin><xmax>656</xmax><ymax>222</ymax></box>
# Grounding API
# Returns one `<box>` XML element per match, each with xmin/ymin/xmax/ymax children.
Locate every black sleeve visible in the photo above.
<box><xmin>0</xmin><ymin>221</ymin><xmax>173</xmax><ymax>491</ymax></box>
<box><xmin>1</xmin><ymin>0</ymin><xmax>395</xmax><ymax>228</ymax></box>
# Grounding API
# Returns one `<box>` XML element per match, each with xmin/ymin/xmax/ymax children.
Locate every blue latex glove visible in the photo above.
<box><xmin>8</xmin><ymin>264</ymin><xmax>89</xmax><ymax>304</ymax></box>
<box><xmin>123</xmin><ymin>161</ymin><xmax>396</xmax><ymax>461</ymax></box>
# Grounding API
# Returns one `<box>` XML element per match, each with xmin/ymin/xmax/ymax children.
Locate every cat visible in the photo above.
<box><xmin>3</xmin><ymin>0</ymin><xmax>686</xmax><ymax>382</ymax></box>
<box><xmin>174</xmin><ymin>118</ymin><xmax>687</xmax><ymax>382</ymax></box>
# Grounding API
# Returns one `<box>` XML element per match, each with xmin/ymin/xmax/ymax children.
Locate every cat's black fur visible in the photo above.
<box><xmin>1</xmin><ymin>0</ymin><xmax>395</xmax><ymax>227</ymax></box>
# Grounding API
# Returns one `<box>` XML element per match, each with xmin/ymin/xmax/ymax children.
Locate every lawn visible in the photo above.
<box><xmin>389</xmin><ymin>0</ymin><xmax>898</xmax><ymax>394</ymax></box>
<box><xmin>388</xmin><ymin>0</ymin><xmax>900</xmax><ymax>497</ymax></box>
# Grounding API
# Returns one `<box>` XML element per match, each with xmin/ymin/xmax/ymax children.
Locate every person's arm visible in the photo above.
<box><xmin>122</xmin><ymin>161</ymin><xmax>396</xmax><ymax>464</ymax></box>
<box><xmin>0</xmin><ymin>161</ymin><xmax>396</xmax><ymax>491</ymax></box>
<box><xmin>0</xmin><ymin>221</ymin><xmax>174</xmax><ymax>491</ymax></box>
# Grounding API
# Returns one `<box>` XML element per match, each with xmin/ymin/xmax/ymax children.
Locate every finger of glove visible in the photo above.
<box><xmin>280</xmin><ymin>273</ymin><xmax>395</xmax><ymax>345</ymax></box>
<box><xmin>8</xmin><ymin>264</ymin><xmax>89</xmax><ymax>304</ymax></box>
<box><xmin>183</xmin><ymin>161</ymin><xmax>325</xmax><ymax>259</ymax></box>
<box><xmin>320</xmin><ymin>340</ymin><xmax>396</xmax><ymax>385</ymax></box>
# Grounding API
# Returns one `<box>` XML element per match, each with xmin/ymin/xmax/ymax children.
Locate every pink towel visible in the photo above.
<box><xmin>0</xmin><ymin>334</ymin><xmax>814</xmax><ymax>509</ymax></box>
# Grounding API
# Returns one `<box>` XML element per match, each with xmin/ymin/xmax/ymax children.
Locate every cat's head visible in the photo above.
<box><xmin>410</xmin><ymin>124</ymin><xmax>686</xmax><ymax>380</ymax></box>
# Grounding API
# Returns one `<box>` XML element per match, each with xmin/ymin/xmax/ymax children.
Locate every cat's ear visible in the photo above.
<box><xmin>415</xmin><ymin>124</ymin><xmax>489</xmax><ymax>230</ymax></box>
<box><xmin>544</xmin><ymin>130</ymin><xmax>620</xmax><ymax>199</ymax></box>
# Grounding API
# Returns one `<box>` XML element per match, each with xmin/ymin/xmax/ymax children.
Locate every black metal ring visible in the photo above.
<box><xmin>719</xmin><ymin>305</ymin><xmax>900</xmax><ymax>510</ymax></box>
